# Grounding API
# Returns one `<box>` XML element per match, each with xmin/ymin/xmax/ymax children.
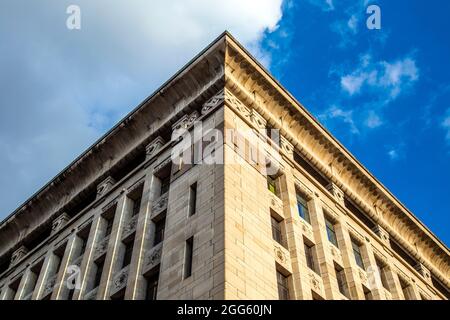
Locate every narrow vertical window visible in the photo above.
<box><xmin>93</xmin><ymin>260</ymin><xmax>104</xmax><ymax>289</ymax></box>
<box><xmin>184</xmin><ymin>236</ymin><xmax>194</xmax><ymax>279</ymax></box>
<box><xmin>335</xmin><ymin>265</ymin><xmax>348</xmax><ymax>298</ymax></box>
<box><xmin>351</xmin><ymin>238</ymin><xmax>365</xmax><ymax>270</ymax></box>
<box><xmin>121</xmin><ymin>239</ymin><xmax>134</xmax><ymax>268</ymax></box>
<box><xmin>145</xmin><ymin>271</ymin><xmax>160</xmax><ymax>300</ymax></box>
<box><xmin>304</xmin><ymin>241</ymin><xmax>318</xmax><ymax>274</ymax></box>
<box><xmin>376</xmin><ymin>259</ymin><xmax>390</xmax><ymax>291</ymax></box>
<box><xmin>160</xmin><ymin>175</ymin><xmax>170</xmax><ymax>196</ymax></box>
<box><xmin>276</xmin><ymin>271</ymin><xmax>290</xmax><ymax>300</ymax></box>
<box><xmin>271</xmin><ymin>216</ymin><xmax>283</xmax><ymax>245</ymax></box>
<box><xmin>325</xmin><ymin>216</ymin><xmax>338</xmax><ymax>247</ymax></box>
<box><xmin>267</xmin><ymin>175</ymin><xmax>279</xmax><ymax>197</ymax></box>
<box><xmin>189</xmin><ymin>182</ymin><xmax>197</xmax><ymax>216</ymax></box>
<box><xmin>153</xmin><ymin>216</ymin><xmax>166</xmax><ymax>246</ymax></box>
<box><xmin>399</xmin><ymin>277</ymin><xmax>412</xmax><ymax>300</ymax></box>
<box><xmin>131</xmin><ymin>194</ymin><xmax>142</xmax><ymax>216</ymax></box>
<box><xmin>296</xmin><ymin>192</ymin><xmax>310</xmax><ymax>223</ymax></box>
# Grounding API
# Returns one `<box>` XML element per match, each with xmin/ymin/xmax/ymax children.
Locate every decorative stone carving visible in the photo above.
<box><xmin>10</xmin><ymin>245</ymin><xmax>28</xmax><ymax>267</ymax></box>
<box><xmin>95</xmin><ymin>235</ymin><xmax>110</xmax><ymax>259</ymax></box>
<box><xmin>250</xmin><ymin>109</ymin><xmax>267</xmax><ymax>129</ymax></box>
<box><xmin>309</xmin><ymin>272</ymin><xmax>323</xmax><ymax>294</ymax></box>
<box><xmin>326</xmin><ymin>182</ymin><xmax>345</xmax><ymax>207</ymax></box>
<box><xmin>201</xmin><ymin>89</ymin><xmax>224</xmax><ymax>115</ymax></box>
<box><xmin>51</xmin><ymin>212</ymin><xmax>71</xmax><ymax>235</ymax></box>
<box><xmin>224</xmin><ymin>89</ymin><xmax>251</xmax><ymax>120</ymax></box>
<box><xmin>122</xmin><ymin>214</ymin><xmax>138</xmax><ymax>237</ymax></box>
<box><xmin>172</xmin><ymin>111</ymin><xmax>199</xmax><ymax>140</ymax></box>
<box><xmin>359</xmin><ymin>269</ymin><xmax>368</xmax><ymax>284</ymax></box>
<box><xmin>372</xmin><ymin>225</ymin><xmax>390</xmax><ymax>244</ymax></box>
<box><xmin>330</xmin><ymin>244</ymin><xmax>342</xmax><ymax>262</ymax></box>
<box><xmin>300</xmin><ymin>221</ymin><xmax>313</xmax><ymax>240</ymax></box>
<box><xmin>273</xmin><ymin>244</ymin><xmax>291</xmax><ymax>273</ymax></box>
<box><xmin>111</xmin><ymin>266</ymin><xmax>129</xmax><ymax>295</ymax></box>
<box><xmin>414</xmin><ymin>263</ymin><xmax>432</xmax><ymax>284</ymax></box>
<box><xmin>145</xmin><ymin>136</ymin><xmax>165</xmax><ymax>159</ymax></box>
<box><xmin>146</xmin><ymin>242</ymin><xmax>163</xmax><ymax>272</ymax></box>
<box><xmin>97</xmin><ymin>176</ymin><xmax>116</xmax><ymax>199</ymax></box>
<box><xmin>151</xmin><ymin>193</ymin><xmax>168</xmax><ymax>218</ymax></box>
<box><xmin>279</xmin><ymin>135</ymin><xmax>294</xmax><ymax>156</ymax></box>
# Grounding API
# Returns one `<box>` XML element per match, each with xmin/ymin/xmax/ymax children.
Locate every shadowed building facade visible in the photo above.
<box><xmin>0</xmin><ymin>32</ymin><xmax>448</xmax><ymax>300</ymax></box>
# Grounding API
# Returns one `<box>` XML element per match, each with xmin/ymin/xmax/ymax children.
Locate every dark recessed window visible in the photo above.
<box><xmin>267</xmin><ymin>175</ymin><xmax>279</xmax><ymax>196</ymax></box>
<box><xmin>122</xmin><ymin>240</ymin><xmax>134</xmax><ymax>268</ymax></box>
<box><xmin>351</xmin><ymin>238</ymin><xmax>365</xmax><ymax>270</ymax></box>
<box><xmin>304</xmin><ymin>242</ymin><xmax>318</xmax><ymax>274</ymax></box>
<box><xmin>145</xmin><ymin>271</ymin><xmax>160</xmax><ymax>300</ymax></box>
<box><xmin>325</xmin><ymin>217</ymin><xmax>338</xmax><ymax>247</ymax></box>
<box><xmin>189</xmin><ymin>182</ymin><xmax>197</xmax><ymax>216</ymax></box>
<box><xmin>335</xmin><ymin>265</ymin><xmax>348</xmax><ymax>298</ymax></box>
<box><xmin>271</xmin><ymin>216</ymin><xmax>283</xmax><ymax>245</ymax></box>
<box><xmin>153</xmin><ymin>217</ymin><xmax>166</xmax><ymax>246</ymax></box>
<box><xmin>93</xmin><ymin>260</ymin><xmax>104</xmax><ymax>289</ymax></box>
<box><xmin>276</xmin><ymin>271</ymin><xmax>290</xmax><ymax>300</ymax></box>
<box><xmin>131</xmin><ymin>195</ymin><xmax>142</xmax><ymax>217</ymax></box>
<box><xmin>296</xmin><ymin>192</ymin><xmax>310</xmax><ymax>223</ymax></box>
<box><xmin>184</xmin><ymin>237</ymin><xmax>194</xmax><ymax>279</ymax></box>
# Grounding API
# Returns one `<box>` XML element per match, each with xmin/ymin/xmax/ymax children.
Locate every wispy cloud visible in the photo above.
<box><xmin>307</xmin><ymin>0</ymin><xmax>335</xmax><ymax>11</ymax></box>
<box><xmin>318</xmin><ymin>105</ymin><xmax>359</xmax><ymax>135</ymax></box>
<box><xmin>340</xmin><ymin>53</ymin><xmax>419</xmax><ymax>102</ymax></box>
<box><xmin>442</xmin><ymin>109</ymin><xmax>450</xmax><ymax>143</ymax></box>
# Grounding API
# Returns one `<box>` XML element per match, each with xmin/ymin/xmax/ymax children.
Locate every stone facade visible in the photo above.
<box><xmin>0</xmin><ymin>32</ymin><xmax>448</xmax><ymax>300</ymax></box>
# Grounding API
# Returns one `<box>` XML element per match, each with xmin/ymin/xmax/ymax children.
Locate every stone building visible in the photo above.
<box><xmin>0</xmin><ymin>32</ymin><xmax>448</xmax><ymax>300</ymax></box>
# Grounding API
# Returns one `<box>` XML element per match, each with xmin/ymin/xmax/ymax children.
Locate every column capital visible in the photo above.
<box><xmin>97</xmin><ymin>176</ymin><xmax>116</xmax><ymax>199</ymax></box>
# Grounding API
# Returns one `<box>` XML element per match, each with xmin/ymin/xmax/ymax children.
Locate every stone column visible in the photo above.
<box><xmin>278</xmin><ymin>166</ymin><xmax>311</xmax><ymax>300</ymax></box>
<box><xmin>360</xmin><ymin>241</ymin><xmax>384</xmax><ymax>299</ymax></box>
<box><xmin>73</xmin><ymin>214</ymin><xmax>103</xmax><ymax>300</ymax></box>
<box><xmin>97</xmin><ymin>193</ymin><xmax>129</xmax><ymax>299</ymax></box>
<box><xmin>125</xmin><ymin>164</ymin><xmax>160</xmax><ymax>299</ymax></box>
<box><xmin>334</xmin><ymin>222</ymin><xmax>365</xmax><ymax>300</ymax></box>
<box><xmin>15</xmin><ymin>268</ymin><xmax>37</xmax><ymax>300</ymax></box>
<box><xmin>52</xmin><ymin>233</ymin><xmax>83</xmax><ymax>300</ymax></box>
<box><xmin>32</xmin><ymin>247</ymin><xmax>63</xmax><ymax>300</ymax></box>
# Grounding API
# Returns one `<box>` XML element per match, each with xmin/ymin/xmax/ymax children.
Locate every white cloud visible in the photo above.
<box><xmin>307</xmin><ymin>0</ymin><xmax>335</xmax><ymax>11</ymax></box>
<box><xmin>0</xmin><ymin>0</ymin><xmax>284</xmax><ymax>218</ymax></box>
<box><xmin>387</xmin><ymin>149</ymin><xmax>399</xmax><ymax>160</ymax></box>
<box><xmin>340</xmin><ymin>54</ymin><xmax>419</xmax><ymax>101</ymax></box>
<box><xmin>442</xmin><ymin>110</ymin><xmax>450</xmax><ymax>142</ymax></box>
<box><xmin>318</xmin><ymin>105</ymin><xmax>359</xmax><ymax>134</ymax></box>
<box><xmin>365</xmin><ymin>111</ymin><xmax>383</xmax><ymax>128</ymax></box>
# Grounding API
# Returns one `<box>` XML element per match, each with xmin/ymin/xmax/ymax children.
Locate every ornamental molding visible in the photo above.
<box><xmin>51</xmin><ymin>212</ymin><xmax>71</xmax><ymax>235</ymax></box>
<box><xmin>10</xmin><ymin>245</ymin><xmax>28</xmax><ymax>267</ymax></box>
<box><xmin>97</xmin><ymin>176</ymin><xmax>116</xmax><ymax>199</ymax></box>
<box><xmin>146</xmin><ymin>136</ymin><xmax>165</xmax><ymax>159</ymax></box>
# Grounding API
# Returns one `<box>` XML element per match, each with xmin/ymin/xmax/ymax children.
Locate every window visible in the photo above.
<box><xmin>351</xmin><ymin>238</ymin><xmax>365</xmax><ymax>270</ymax></box>
<box><xmin>153</xmin><ymin>217</ymin><xmax>166</xmax><ymax>246</ymax></box>
<box><xmin>122</xmin><ymin>239</ymin><xmax>134</xmax><ymax>268</ymax></box>
<box><xmin>93</xmin><ymin>260</ymin><xmax>104</xmax><ymax>289</ymax></box>
<box><xmin>145</xmin><ymin>271</ymin><xmax>159</xmax><ymax>300</ymax></box>
<box><xmin>104</xmin><ymin>216</ymin><xmax>114</xmax><ymax>237</ymax></box>
<box><xmin>131</xmin><ymin>195</ymin><xmax>142</xmax><ymax>217</ymax></box>
<box><xmin>304</xmin><ymin>241</ymin><xmax>318</xmax><ymax>274</ymax></box>
<box><xmin>267</xmin><ymin>175</ymin><xmax>280</xmax><ymax>197</ymax></box>
<box><xmin>160</xmin><ymin>176</ymin><xmax>170</xmax><ymax>196</ymax></box>
<box><xmin>376</xmin><ymin>259</ymin><xmax>390</xmax><ymax>291</ymax></box>
<box><xmin>296</xmin><ymin>192</ymin><xmax>310</xmax><ymax>223</ymax></box>
<box><xmin>189</xmin><ymin>182</ymin><xmax>197</xmax><ymax>216</ymax></box>
<box><xmin>184</xmin><ymin>237</ymin><xmax>194</xmax><ymax>279</ymax></box>
<box><xmin>271</xmin><ymin>216</ymin><xmax>283</xmax><ymax>245</ymax></box>
<box><xmin>276</xmin><ymin>271</ymin><xmax>290</xmax><ymax>300</ymax></box>
<box><xmin>335</xmin><ymin>265</ymin><xmax>348</xmax><ymax>298</ymax></box>
<box><xmin>363</xmin><ymin>286</ymin><xmax>373</xmax><ymax>300</ymax></box>
<box><xmin>325</xmin><ymin>217</ymin><xmax>338</xmax><ymax>247</ymax></box>
<box><xmin>399</xmin><ymin>277</ymin><xmax>412</xmax><ymax>300</ymax></box>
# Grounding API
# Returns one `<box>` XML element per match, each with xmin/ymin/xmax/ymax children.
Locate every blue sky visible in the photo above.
<box><xmin>0</xmin><ymin>1</ymin><xmax>448</xmax><ymax>245</ymax></box>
